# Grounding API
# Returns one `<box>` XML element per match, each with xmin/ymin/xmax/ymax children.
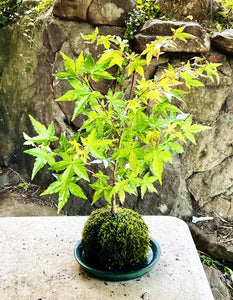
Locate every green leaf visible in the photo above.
<box><xmin>60</xmin><ymin>165</ymin><xmax>74</xmax><ymax>195</ymax></box>
<box><xmin>53</xmin><ymin>72</ymin><xmax>72</xmax><ymax>79</ymax></box>
<box><xmin>180</xmin><ymin>71</ymin><xmax>204</xmax><ymax>89</ymax></box>
<box><xmin>81</xmin><ymin>130</ymin><xmax>116</xmax><ymax>160</ymax></box>
<box><xmin>26</xmin><ymin>117</ymin><xmax>58</xmax><ymax>146</ymax></box>
<box><xmin>24</xmin><ymin>147</ymin><xmax>46</xmax><ymax>157</ymax></box>
<box><xmin>55</xmin><ymin>89</ymin><xmax>80</xmax><ymax>102</ymax></box>
<box><xmin>41</xmin><ymin>181</ymin><xmax>62</xmax><ymax>196</ymax></box>
<box><xmin>184</xmin><ymin>115</ymin><xmax>192</xmax><ymax>126</ymax></box>
<box><xmin>75</xmin><ymin>51</ymin><xmax>84</xmax><ymax>76</ymax></box>
<box><xmin>172</xmin><ymin>26</ymin><xmax>194</xmax><ymax>42</ymax></box>
<box><xmin>104</xmin><ymin>188</ymin><xmax>112</xmax><ymax>204</ymax></box>
<box><xmin>29</xmin><ymin>114</ymin><xmax>46</xmax><ymax>135</ymax></box>
<box><xmin>141</xmin><ymin>172</ymin><xmax>157</xmax><ymax>198</ymax></box>
<box><xmin>158</xmin><ymin>102</ymin><xmax>182</xmax><ymax>114</ymax></box>
<box><xmin>73</xmin><ymin>162</ymin><xmax>89</xmax><ymax>181</ymax></box>
<box><xmin>69</xmin><ymin>182</ymin><xmax>87</xmax><ymax>199</ymax></box>
<box><xmin>60</xmin><ymin>134</ymin><xmax>69</xmax><ymax>151</ymax></box>
<box><xmin>47</xmin><ymin>121</ymin><xmax>56</xmax><ymax>137</ymax></box>
<box><xmin>91</xmin><ymin>189</ymin><xmax>104</xmax><ymax>205</ymax></box>
<box><xmin>186</xmin><ymin>124</ymin><xmax>211</xmax><ymax>133</ymax></box>
<box><xmin>81</xmin><ymin>27</ymin><xmax>99</xmax><ymax>43</ymax></box>
<box><xmin>166</xmin><ymin>142</ymin><xmax>184</xmax><ymax>153</ymax></box>
<box><xmin>189</xmin><ymin>79</ymin><xmax>205</xmax><ymax>87</ymax></box>
<box><xmin>51</xmin><ymin>160</ymin><xmax>71</xmax><ymax>172</ymax></box>
<box><xmin>129</xmin><ymin>150</ymin><xmax>139</xmax><ymax>174</ymax></box>
<box><xmin>91</xmin><ymin>70</ymin><xmax>115</xmax><ymax>82</ymax></box>
<box><xmin>151</xmin><ymin>150</ymin><xmax>163</xmax><ymax>184</ymax></box>
<box><xmin>68</xmin><ymin>78</ymin><xmax>82</xmax><ymax>89</ymax></box>
<box><xmin>31</xmin><ymin>157</ymin><xmax>46</xmax><ymax>180</ymax></box>
<box><xmin>84</xmin><ymin>54</ymin><xmax>95</xmax><ymax>73</ymax></box>
<box><xmin>96</xmin><ymin>35</ymin><xmax>113</xmax><ymax>49</ymax></box>
<box><xmin>58</xmin><ymin>186</ymin><xmax>70</xmax><ymax>213</ymax></box>
<box><xmin>72</xmin><ymin>95</ymin><xmax>89</xmax><ymax>121</ymax></box>
<box><xmin>127</xmin><ymin>56</ymin><xmax>146</xmax><ymax>77</ymax></box>
<box><xmin>60</xmin><ymin>52</ymin><xmax>76</xmax><ymax>75</ymax></box>
<box><xmin>184</xmin><ymin>132</ymin><xmax>196</xmax><ymax>144</ymax></box>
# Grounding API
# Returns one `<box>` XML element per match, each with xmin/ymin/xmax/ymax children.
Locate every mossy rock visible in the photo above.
<box><xmin>81</xmin><ymin>206</ymin><xmax>150</xmax><ymax>270</ymax></box>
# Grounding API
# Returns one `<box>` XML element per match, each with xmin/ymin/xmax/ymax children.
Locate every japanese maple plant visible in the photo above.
<box><xmin>24</xmin><ymin>27</ymin><xmax>219</xmax><ymax>271</ymax></box>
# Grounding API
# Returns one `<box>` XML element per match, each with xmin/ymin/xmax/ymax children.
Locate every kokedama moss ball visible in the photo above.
<box><xmin>81</xmin><ymin>206</ymin><xmax>150</xmax><ymax>270</ymax></box>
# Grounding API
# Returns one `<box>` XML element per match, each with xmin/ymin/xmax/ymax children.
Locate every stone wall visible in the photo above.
<box><xmin>0</xmin><ymin>0</ymin><xmax>233</xmax><ymax>219</ymax></box>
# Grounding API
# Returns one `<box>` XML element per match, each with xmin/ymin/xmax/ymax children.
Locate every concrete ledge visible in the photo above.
<box><xmin>0</xmin><ymin>216</ymin><xmax>214</xmax><ymax>299</ymax></box>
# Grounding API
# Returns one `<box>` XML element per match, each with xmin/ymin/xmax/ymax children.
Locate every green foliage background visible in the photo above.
<box><xmin>0</xmin><ymin>0</ymin><xmax>22</xmax><ymax>28</ymax></box>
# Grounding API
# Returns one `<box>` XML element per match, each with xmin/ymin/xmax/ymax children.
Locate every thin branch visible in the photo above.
<box><xmin>129</xmin><ymin>69</ymin><xmax>136</xmax><ymax>100</ymax></box>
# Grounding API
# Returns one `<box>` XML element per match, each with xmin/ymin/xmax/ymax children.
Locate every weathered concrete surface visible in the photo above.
<box><xmin>0</xmin><ymin>216</ymin><xmax>213</xmax><ymax>299</ymax></box>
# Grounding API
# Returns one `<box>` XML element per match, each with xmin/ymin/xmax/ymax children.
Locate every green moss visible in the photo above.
<box><xmin>82</xmin><ymin>206</ymin><xmax>150</xmax><ymax>270</ymax></box>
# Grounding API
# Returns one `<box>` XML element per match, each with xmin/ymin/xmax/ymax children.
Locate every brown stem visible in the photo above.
<box><xmin>129</xmin><ymin>70</ymin><xmax>136</xmax><ymax>100</ymax></box>
<box><xmin>111</xmin><ymin>194</ymin><xmax>117</xmax><ymax>214</ymax></box>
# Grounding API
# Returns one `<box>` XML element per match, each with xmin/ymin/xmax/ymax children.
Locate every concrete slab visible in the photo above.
<box><xmin>0</xmin><ymin>216</ymin><xmax>214</xmax><ymax>300</ymax></box>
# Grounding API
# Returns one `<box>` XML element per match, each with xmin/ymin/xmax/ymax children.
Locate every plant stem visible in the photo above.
<box><xmin>111</xmin><ymin>194</ymin><xmax>117</xmax><ymax>214</ymax></box>
<box><xmin>129</xmin><ymin>70</ymin><xmax>136</xmax><ymax>100</ymax></box>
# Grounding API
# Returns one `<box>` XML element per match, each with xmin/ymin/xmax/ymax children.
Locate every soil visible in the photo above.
<box><xmin>188</xmin><ymin>211</ymin><xmax>233</xmax><ymax>247</ymax></box>
<box><xmin>0</xmin><ymin>184</ymin><xmax>58</xmax><ymax>208</ymax></box>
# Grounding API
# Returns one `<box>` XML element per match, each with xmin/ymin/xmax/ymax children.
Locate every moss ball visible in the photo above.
<box><xmin>81</xmin><ymin>206</ymin><xmax>150</xmax><ymax>270</ymax></box>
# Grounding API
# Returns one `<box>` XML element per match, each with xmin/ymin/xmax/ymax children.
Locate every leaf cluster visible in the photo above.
<box><xmin>24</xmin><ymin>27</ymin><xmax>220</xmax><ymax>213</ymax></box>
<box><xmin>215</xmin><ymin>0</ymin><xmax>233</xmax><ymax>30</ymax></box>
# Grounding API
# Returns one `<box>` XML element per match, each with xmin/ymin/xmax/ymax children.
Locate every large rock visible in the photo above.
<box><xmin>0</xmin><ymin>11</ymin><xmax>125</xmax><ymax>171</ymax></box>
<box><xmin>211</xmin><ymin>29</ymin><xmax>233</xmax><ymax>54</ymax></box>
<box><xmin>53</xmin><ymin>0</ymin><xmax>93</xmax><ymax>21</ymax></box>
<box><xmin>0</xmin><ymin>22</ymin><xmax>68</xmax><ymax>168</ymax></box>
<box><xmin>204</xmin><ymin>265</ymin><xmax>231</xmax><ymax>300</ymax></box>
<box><xmin>174</xmin><ymin>54</ymin><xmax>232</xmax><ymax>125</ymax></box>
<box><xmin>133</xmin><ymin>20</ymin><xmax>210</xmax><ymax>53</ymax></box>
<box><xmin>53</xmin><ymin>0</ymin><xmax>136</xmax><ymax>26</ymax></box>
<box><xmin>157</xmin><ymin>0</ymin><xmax>219</xmax><ymax>25</ymax></box>
<box><xmin>189</xmin><ymin>222</ymin><xmax>233</xmax><ymax>262</ymax></box>
<box><xmin>177</xmin><ymin>56</ymin><xmax>233</xmax><ymax>219</ymax></box>
<box><xmin>187</xmin><ymin>156</ymin><xmax>233</xmax><ymax>217</ymax></box>
<box><xmin>87</xmin><ymin>0</ymin><xmax>136</xmax><ymax>26</ymax></box>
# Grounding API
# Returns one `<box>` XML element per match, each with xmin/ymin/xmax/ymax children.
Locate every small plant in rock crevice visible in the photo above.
<box><xmin>215</xmin><ymin>0</ymin><xmax>233</xmax><ymax>31</ymax></box>
<box><xmin>0</xmin><ymin>0</ymin><xmax>22</xmax><ymax>28</ymax></box>
<box><xmin>0</xmin><ymin>0</ymin><xmax>54</xmax><ymax>29</ymax></box>
<box><xmin>23</xmin><ymin>27</ymin><xmax>220</xmax><ymax>215</ymax></box>
<box><xmin>1</xmin><ymin>0</ymin><xmax>55</xmax><ymax>43</ymax></box>
<box><xmin>23</xmin><ymin>0</ymin><xmax>54</xmax><ymax>26</ymax></box>
<box><xmin>200</xmin><ymin>253</ymin><xmax>233</xmax><ymax>282</ymax></box>
<box><xmin>20</xmin><ymin>0</ymin><xmax>55</xmax><ymax>42</ymax></box>
<box><xmin>124</xmin><ymin>0</ymin><xmax>166</xmax><ymax>40</ymax></box>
